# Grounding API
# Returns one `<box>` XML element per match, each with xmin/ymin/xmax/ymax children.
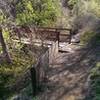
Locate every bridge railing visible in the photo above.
<box><xmin>11</xmin><ymin>26</ymin><xmax>73</xmax><ymax>52</ymax></box>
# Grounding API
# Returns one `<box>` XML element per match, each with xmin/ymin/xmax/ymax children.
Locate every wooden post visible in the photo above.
<box><xmin>69</xmin><ymin>29</ymin><xmax>72</xmax><ymax>44</ymax></box>
<box><xmin>57</xmin><ymin>32</ymin><xmax>60</xmax><ymax>49</ymax></box>
<box><xmin>56</xmin><ymin>29</ymin><xmax>60</xmax><ymax>50</ymax></box>
<box><xmin>30</xmin><ymin>67</ymin><xmax>37</xmax><ymax>96</ymax></box>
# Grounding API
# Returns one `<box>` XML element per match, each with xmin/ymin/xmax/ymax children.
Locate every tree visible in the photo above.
<box><xmin>0</xmin><ymin>9</ymin><xmax>12</xmax><ymax>63</ymax></box>
<box><xmin>0</xmin><ymin>27</ymin><xmax>11</xmax><ymax>63</ymax></box>
<box><xmin>15</xmin><ymin>0</ymin><xmax>59</xmax><ymax>26</ymax></box>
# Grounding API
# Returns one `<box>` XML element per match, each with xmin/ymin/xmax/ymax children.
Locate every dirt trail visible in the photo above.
<box><xmin>39</xmin><ymin>44</ymin><xmax>99</xmax><ymax>100</ymax></box>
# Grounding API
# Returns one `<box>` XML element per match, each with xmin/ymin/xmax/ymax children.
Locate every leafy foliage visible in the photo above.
<box><xmin>80</xmin><ymin>31</ymin><xmax>96</xmax><ymax>44</ymax></box>
<box><xmin>87</xmin><ymin>0</ymin><xmax>100</xmax><ymax>17</ymax></box>
<box><xmin>90</xmin><ymin>62</ymin><xmax>100</xmax><ymax>100</ymax></box>
<box><xmin>68</xmin><ymin>0</ymin><xmax>100</xmax><ymax>17</ymax></box>
<box><xmin>68</xmin><ymin>0</ymin><xmax>77</xmax><ymax>7</ymax></box>
<box><xmin>0</xmin><ymin>43</ymin><xmax>35</xmax><ymax>98</ymax></box>
<box><xmin>16</xmin><ymin>0</ymin><xmax>59</xmax><ymax>26</ymax></box>
<box><xmin>0</xmin><ymin>10</ymin><xmax>6</xmax><ymax>24</ymax></box>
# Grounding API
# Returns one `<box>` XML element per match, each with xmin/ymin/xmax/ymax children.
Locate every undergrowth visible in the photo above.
<box><xmin>90</xmin><ymin>62</ymin><xmax>100</xmax><ymax>100</ymax></box>
<box><xmin>0</xmin><ymin>43</ymin><xmax>35</xmax><ymax>99</ymax></box>
<box><xmin>80</xmin><ymin>31</ymin><xmax>96</xmax><ymax>44</ymax></box>
<box><xmin>89</xmin><ymin>34</ymin><xmax>100</xmax><ymax>100</ymax></box>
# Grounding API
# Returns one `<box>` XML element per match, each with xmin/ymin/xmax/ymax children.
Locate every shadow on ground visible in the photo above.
<box><xmin>38</xmin><ymin>40</ymin><xmax>100</xmax><ymax>100</ymax></box>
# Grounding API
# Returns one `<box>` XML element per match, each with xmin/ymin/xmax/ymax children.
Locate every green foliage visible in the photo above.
<box><xmin>0</xmin><ymin>9</ymin><xmax>6</xmax><ymax>24</ymax></box>
<box><xmin>0</xmin><ymin>26</ymin><xmax>12</xmax><ymax>54</ymax></box>
<box><xmin>0</xmin><ymin>47</ymin><xmax>2</xmax><ymax>53</ymax></box>
<box><xmin>80</xmin><ymin>31</ymin><xmax>96</xmax><ymax>44</ymax></box>
<box><xmin>8</xmin><ymin>84</ymin><xmax>39</xmax><ymax>100</ymax></box>
<box><xmin>91</xmin><ymin>62</ymin><xmax>100</xmax><ymax>78</ymax></box>
<box><xmin>87</xmin><ymin>0</ymin><xmax>100</xmax><ymax>17</ymax></box>
<box><xmin>90</xmin><ymin>62</ymin><xmax>100</xmax><ymax>100</ymax></box>
<box><xmin>16</xmin><ymin>0</ymin><xmax>59</xmax><ymax>26</ymax></box>
<box><xmin>0</xmin><ymin>43</ymin><xmax>35</xmax><ymax>98</ymax></box>
<box><xmin>68</xmin><ymin>0</ymin><xmax>77</xmax><ymax>6</ymax></box>
<box><xmin>68</xmin><ymin>0</ymin><xmax>100</xmax><ymax>17</ymax></box>
<box><xmin>3</xmin><ymin>28</ymin><xmax>10</xmax><ymax>41</ymax></box>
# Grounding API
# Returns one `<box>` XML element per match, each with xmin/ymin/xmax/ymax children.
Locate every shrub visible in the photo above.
<box><xmin>80</xmin><ymin>31</ymin><xmax>96</xmax><ymax>44</ymax></box>
<box><xmin>16</xmin><ymin>0</ymin><xmax>59</xmax><ymax>26</ymax></box>
<box><xmin>90</xmin><ymin>62</ymin><xmax>100</xmax><ymax>100</ymax></box>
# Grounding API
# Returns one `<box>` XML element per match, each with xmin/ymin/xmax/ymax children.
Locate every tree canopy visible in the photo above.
<box><xmin>15</xmin><ymin>0</ymin><xmax>59</xmax><ymax>26</ymax></box>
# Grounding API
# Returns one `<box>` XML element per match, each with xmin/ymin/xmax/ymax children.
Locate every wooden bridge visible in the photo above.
<box><xmin>10</xmin><ymin>26</ymin><xmax>77</xmax><ymax>96</ymax></box>
<box><xmin>11</xmin><ymin>26</ymin><xmax>73</xmax><ymax>52</ymax></box>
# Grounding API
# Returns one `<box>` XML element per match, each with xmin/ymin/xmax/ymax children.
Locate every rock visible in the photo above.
<box><xmin>71</xmin><ymin>34</ymin><xmax>80</xmax><ymax>43</ymax></box>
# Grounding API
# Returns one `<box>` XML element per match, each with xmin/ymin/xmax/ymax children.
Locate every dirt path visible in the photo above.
<box><xmin>38</xmin><ymin>44</ymin><xmax>99</xmax><ymax>100</ymax></box>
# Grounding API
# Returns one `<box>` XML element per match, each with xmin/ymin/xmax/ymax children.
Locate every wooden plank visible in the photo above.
<box><xmin>34</xmin><ymin>26</ymin><xmax>71</xmax><ymax>31</ymax></box>
<box><xmin>35</xmin><ymin>30</ymin><xmax>59</xmax><ymax>33</ymax></box>
<box><xmin>30</xmin><ymin>67</ymin><xmax>37</xmax><ymax>96</ymax></box>
<box><xmin>16</xmin><ymin>25</ymin><xmax>71</xmax><ymax>31</ymax></box>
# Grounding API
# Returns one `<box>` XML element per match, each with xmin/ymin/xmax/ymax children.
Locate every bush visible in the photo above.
<box><xmin>16</xmin><ymin>0</ymin><xmax>59</xmax><ymax>26</ymax></box>
<box><xmin>90</xmin><ymin>62</ymin><xmax>100</xmax><ymax>100</ymax></box>
<box><xmin>80</xmin><ymin>31</ymin><xmax>96</xmax><ymax>44</ymax></box>
<box><xmin>0</xmin><ymin>43</ymin><xmax>35</xmax><ymax>98</ymax></box>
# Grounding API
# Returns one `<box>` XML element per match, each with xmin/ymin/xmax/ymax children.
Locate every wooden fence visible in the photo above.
<box><xmin>30</xmin><ymin>47</ymin><xmax>49</xmax><ymax>95</ymax></box>
<box><xmin>11</xmin><ymin>26</ymin><xmax>73</xmax><ymax>52</ymax></box>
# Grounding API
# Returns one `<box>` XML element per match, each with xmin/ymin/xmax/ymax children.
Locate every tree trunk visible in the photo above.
<box><xmin>0</xmin><ymin>27</ymin><xmax>12</xmax><ymax>63</ymax></box>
